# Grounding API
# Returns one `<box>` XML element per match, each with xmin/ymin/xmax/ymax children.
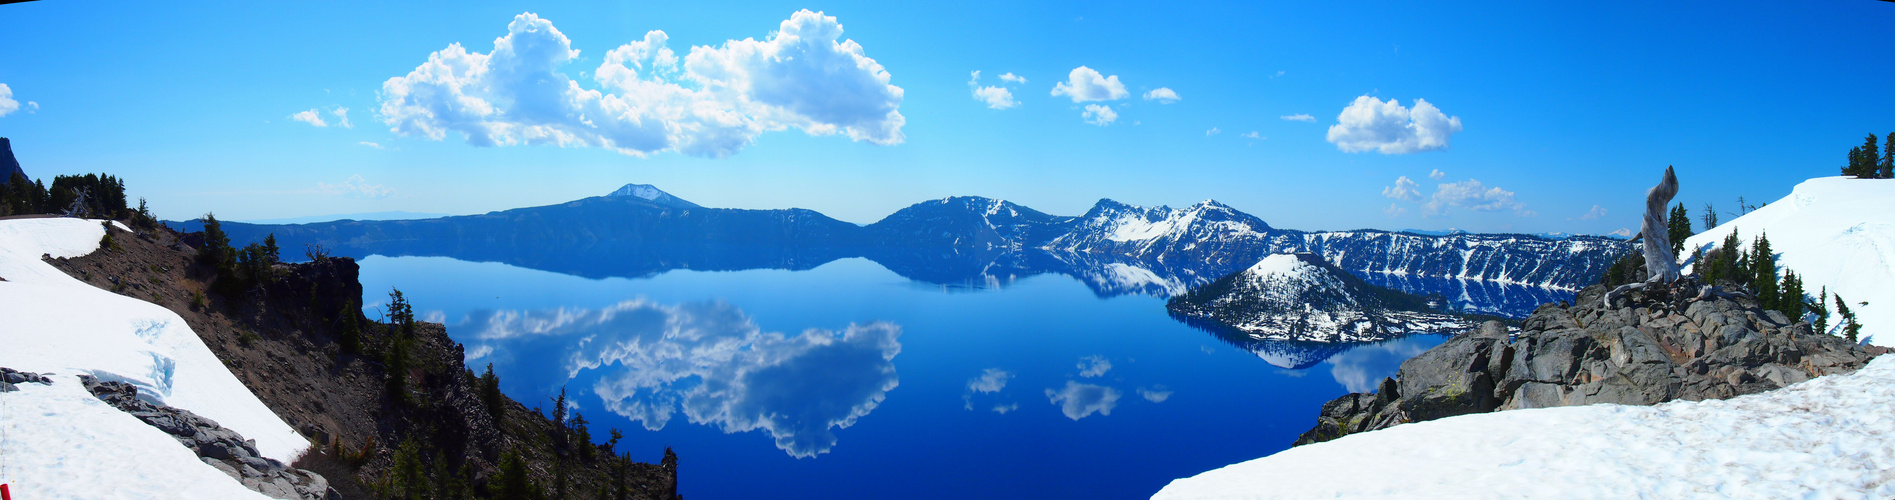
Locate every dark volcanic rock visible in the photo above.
<box><xmin>81</xmin><ymin>375</ymin><xmax>339</xmax><ymax>500</ymax></box>
<box><xmin>0</xmin><ymin>137</ymin><xmax>24</xmax><ymax>184</ymax></box>
<box><xmin>1295</xmin><ymin>283</ymin><xmax>1888</xmax><ymax>446</ymax></box>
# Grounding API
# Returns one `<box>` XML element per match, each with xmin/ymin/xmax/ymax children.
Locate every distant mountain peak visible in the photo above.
<box><xmin>1167</xmin><ymin>251</ymin><xmax>1471</xmax><ymax>343</ymax></box>
<box><xmin>607</xmin><ymin>183</ymin><xmax>700</xmax><ymax>208</ymax></box>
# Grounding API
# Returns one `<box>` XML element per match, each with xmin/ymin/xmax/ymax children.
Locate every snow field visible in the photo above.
<box><xmin>0</xmin><ymin>218</ymin><xmax>306</xmax><ymax>498</ymax></box>
<box><xmin>1154</xmin><ymin>355</ymin><xmax>1895</xmax><ymax>499</ymax></box>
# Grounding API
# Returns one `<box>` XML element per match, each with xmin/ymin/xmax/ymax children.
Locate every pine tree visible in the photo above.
<box><xmin>479</xmin><ymin>363</ymin><xmax>505</xmax><ymax>420</ymax></box>
<box><xmin>495</xmin><ymin>451</ymin><xmax>535</xmax><ymax>499</ymax></box>
<box><xmin>1751</xmin><ymin>233</ymin><xmax>1779</xmax><ymax>309</ymax></box>
<box><xmin>1882</xmin><ymin>132</ymin><xmax>1895</xmax><ymax>179</ymax></box>
<box><xmin>1866</xmin><ymin>134</ymin><xmax>1885</xmax><ymax>179</ymax></box>
<box><xmin>1777</xmin><ymin>271</ymin><xmax>1805</xmax><ymax>321</ymax></box>
<box><xmin>1811</xmin><ymin>287</ymin><xmax>1830</xmax><ymax>334</ymax></box>
<box><xmin>1700</xmin><ymin>203</ymin><xmax>1718</xmax><ymax>231</ymax></box>
<box><xmin>338</xmin><ymin>300</ymin><xmax>361</xmax><ymax>354</ymax></box>
<box><xmin>1667</xmin><ymin>203</ymin><xmax>1693</xmax><ymax>255</ymax></box>
<box><xmin>1835</xmin><ymin>294</ymin><xmax>1861</xmax><ymax>343</ymax></box>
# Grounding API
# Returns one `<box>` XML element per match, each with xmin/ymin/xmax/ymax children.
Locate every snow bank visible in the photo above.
<box><xmin>1154</xmin><ymin>354</ymin><xmax>1895</xmax><ymax>499</ymax></box>
<box><xmin>1681</xmin><ymin>176</ymin><xmax>1895</xmax><ymax>347</ymax></box>
<box><xmin>0</xmin><ymin>218</ymin><xmax>305</xmax><ymax>498</ymax></box>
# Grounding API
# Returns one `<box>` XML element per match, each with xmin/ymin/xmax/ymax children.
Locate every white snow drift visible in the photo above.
<box><xmin>1682</xmin><ymin>176</ymin><xmax>1895</xmax><ymax>347</ymax></box>
<box><xmin>0</xmin><ymin>218</ymin><xmax>305</xmax><ymax>498</ymax></box>
<box><xmin>1154</xmin><ymin>355</ymin><xmax>1895</xmax><ymax>499</ymax></box>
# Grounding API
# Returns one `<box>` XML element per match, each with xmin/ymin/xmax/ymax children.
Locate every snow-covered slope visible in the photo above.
<box><xmin>1682</xmin><ymin>176</ymin><xmax>1895</xmax><ymax>347</ymax></box>
<box><xmin>0</xmin><ymin>218</ymin><xmax>305</xmax><ymax>498</ymax></box>
<box><xmin>1153</xmin><ymin>353</ymin><xmax>1895</xmax><ymax>499</ymax></box>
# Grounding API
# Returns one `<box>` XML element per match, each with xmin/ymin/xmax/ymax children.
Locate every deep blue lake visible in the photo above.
<box><xmin>358</xmin><ymin>255</ymin><xmax>1450</xmax><ymax>499</ymax></box>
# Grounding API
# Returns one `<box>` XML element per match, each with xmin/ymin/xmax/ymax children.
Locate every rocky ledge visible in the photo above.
<box><xmin>80</xmin><ymin>375</ymin><xmax>339</xmax><ymax>500</ymax></box>
<box><xmin>1296</xmin><ymin>283</ymin><xmax>1889</xmax><ymax>446</ymax></box>
<box><xmin>1</xmin><ymin>366</ymin><xmax>54</xmax><ymax>392</ymax></box>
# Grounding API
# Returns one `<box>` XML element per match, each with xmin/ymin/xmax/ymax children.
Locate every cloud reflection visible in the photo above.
<box><xmin>1045</xmin><ymin>381</ymin><xmax>1120</xmax><ymax>420</ymax></box>
<box><xmin>1324</xmin><ymin>336</ymin><xmax>1435</xmax><ymax>393</ymax></box>
<box><xmin>460</xmin><ymin>300</ymin><xmax>902</xmax><ymax>458</ymax></box>
<box><xmin>963</xmin><ymin>368</ymin><xmax>1013</xmax><ymax>411</ymax></box>
<box><xmin>1077</xmin><ymin>355</ymin><xmax>1113</xmax><ymax>378</ymax></box>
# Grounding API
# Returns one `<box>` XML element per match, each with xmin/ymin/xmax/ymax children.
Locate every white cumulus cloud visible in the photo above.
<box><xmin>1046</xmin><ymin>381</ymin><xmax>1120</xmax><ymax>420</ymax></box>
<box><xmin>1082</xmin><ymin>104</ymin><xmax>1117</xmax><ymax>126</ymax></box>
<box><xmin>378</xmin><ymin>10</ymin><xmax>905</xmax><ymax>159</ymax></box>
<box><xmin>1325</xmin><ymin>96</ymin><xmax>1463</xmax><ymax>154</ymax></box>
<box><xmin>1383</xmin><ymin>176</ymin><xmax>1421</xmax><ymax>201</ymax></box>
<box><xmin>1078</xmin><ymin>355</ymin><xmax>1112</xmax><ymax>378</ymax></box>
<box><xmin>1423</xmin><ymin>178</ymin><xmax>1527</xmax><ymax>216</ymax></box>
<box><xmin>1143</xmin><ymin>87</ymin><xmax>1180</xmax><ymax>103</ymax></box>
<box><xmin>1280</xmin><ymin>113</ymin><xmax>1315</xmax><ymax>122</ymax></box>
<box><xmin>1240</xmin><ymin>131</ymin><xmax>1262</xmax><ymax>140</ymax></box>
<box><xmin>1385</xmin><ymin>203</ymin><xmax>1408</xmax><ymax>218</ymax></box>
<box><xmin>1206</xmin><ymin>127</ymin><xmax>1221</xmax><ymax>136</ymax></box>
<box><xmin>0</xmin><ymin>84</ymin><xmax>17</xmax><ymax>117</ymax></box>
<box><xmin>358</xmin><ymin>141</ymin><xmax>386</xmax><ymax>150</ymax></box>
<box><xmin>331</xmin><ymin>107</ymin><xmax>352</xmax><ymax>129</ymax></box>
<box><xmin>290</xmin><ymin>109</ymin><xmax>328</xmax><ymax>127</ymax></box>
<box><xmin>1577</xmin><ymin>205</ymin><xmax>1607</xmax><ymax>220</ymax></box>
<box><xmin>1051</xmin><ymin>66</ymin><xmax>1128</xmax><ymax>103</ymax></box>
<box><xmin>317</xmin><ymin>175</ymin><xmax>394</xmax><ymax>199</ymax></box>
<box><xmin>968</xmin><ymin>71</ymin><xmax>1018</xmax><ymax>109</ymax></box>
<box><xmin>1429</xmin><ymin>169</ymin><xmax>1446</xmax><ymax>180</ymax></box>
<box><xmin>999</xmin><ymin>73</ymin><xmax>1026</xmax><ymax>84</ymax></box>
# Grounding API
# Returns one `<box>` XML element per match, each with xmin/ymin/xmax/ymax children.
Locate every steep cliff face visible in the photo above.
<box><xmin>1295</xmin><ymin>283</ymin><xmax>1888</xmax><ymax>446</ymax></box>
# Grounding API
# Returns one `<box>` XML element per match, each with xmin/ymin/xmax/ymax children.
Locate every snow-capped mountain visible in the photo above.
<box><xmin>863</xmin><ymin>196</ymin><xmax>1070</xmax><ymax>252</ymax></box>
<box><xmin>607</xmin><ymin>183</ymin><xmax>701</xmax><ymax>209</ymax></box>
<box><xmin>1167</xmin><ymin>252</ymin><xmax>1474</xmax><ymax>343</ymax></box>
<box><xmin>190</xmin><ymin>187</ymin><xmax>1631</xmax><ymax>317</ymax></box>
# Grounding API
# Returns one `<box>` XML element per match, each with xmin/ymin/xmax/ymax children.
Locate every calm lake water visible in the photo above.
<box><xmin>358</xmin><ymin>255</ymin><xmax>1451</xmax><ymax>499</ymax></box>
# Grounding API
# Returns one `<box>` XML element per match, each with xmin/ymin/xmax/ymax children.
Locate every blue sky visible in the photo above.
<box><xmin>0</xmin><ymin>0</ymin><xmax>1890</xmax><ymax>234</ymax></box>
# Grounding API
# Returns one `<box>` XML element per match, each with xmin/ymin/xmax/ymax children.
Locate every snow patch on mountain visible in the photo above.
<box><xmin>0</xmin><ymin>218</ymin><xmax>304</xmax><ymax>498</ymax></box>
<box><xmin>607</xmin><ymin>183</ymin><xmax>701</xmax><ymax>208</ymax></box>
<box><xmin>1682</xmin><ymin>176</ymin><xmax>1895</xmax><ymax>347</ymax></box>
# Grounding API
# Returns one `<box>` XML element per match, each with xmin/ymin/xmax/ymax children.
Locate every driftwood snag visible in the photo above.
<box><xmin>1604</xmin><ymin>166</ymin><xmax>1681</xmax><ymax>307</ymax></box>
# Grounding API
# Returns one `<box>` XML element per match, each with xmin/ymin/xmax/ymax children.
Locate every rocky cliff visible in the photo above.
<box><xmin>1296</xmin><ymin>282</ymin><xmax>1888</xmax><ymax>446</ymax></box>
<box><xmin>49</xmin><ymin>220</ymin><xmax>680</xmax><ymax>499</ymax></box>
<box><xmin>0</xmin><ymin>137</ymin><xmax>24</xmax><ymax>184</ymax></box>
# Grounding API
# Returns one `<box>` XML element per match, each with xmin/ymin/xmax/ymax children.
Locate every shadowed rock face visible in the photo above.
<box><xmin>1295</xmin><ymin>283</ymin><xmax>1888</xmax><ymax>446</ymax></box>
<box><xmin>0</xmin><ymin>137</ymin><xmax>25</xmax><ymax>184</ymax></box>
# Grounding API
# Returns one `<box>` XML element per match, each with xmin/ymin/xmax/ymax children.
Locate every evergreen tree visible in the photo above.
<box><xmin>1700</xmin><ymin>203</ymin><xmax>1718</xmax><ymax>231</ymax></box>
<box><xmin>1866</xmin><ymin>134</ymin><xmax>1884</xmax><ymax>179</ymax></box>
<box><xmin>494</xmin><ymin>451</ymin><xmax>536</xmax><ymax>500</ymax></box>
<box><xmin>338</xmin><ymin>300</ymin><xmax>361</xmax><ymax>354</ymax></box>
<box><xmin>1777</xmin><ymin>271</ymin><xmax>1805</xmax><ymax>321</ymax></box>
<box><xmin>1751</xmin><ymin>233</ymin><xmax>1779</xmax><ymax>309</ymax></box>
<box><xmin>479</xmin><ymin>363</ymin><xmax>505</xmax><ymax>420</ymax></box>
<box><xmin>1835</xmin><ymin>294</ymin><xmax>1861</xmax><ymax>344</ymax></box>
<box><xmin>390</xmin><ymin>437</ymin><xmax>430</xmax><ymax>500</ymax></box>
<box><xmin>1883</xmin><ymin>132</ymin><xmax>1895</xmax><ymax>179</ymax></box>
<box><xmin>386</xmin><ymin>288</ymin><xmax>415</xmax><ymax>337</ymax></box>
<box><xmin>1667</xmin><ymin>203</ymin><xmax>1693</xmax><ymax>255</ymax></box>
<box><xmin>1811</xmin><ymin>287</ymin><xmax>1830</xmax><ymax>334</ymax></box>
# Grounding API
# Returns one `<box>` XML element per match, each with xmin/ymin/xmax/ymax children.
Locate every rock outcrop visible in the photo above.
<box><xmin>80</xmin><ymin>376</ymin><xmax>339</xmax><ymax>499</ymax></box>
<box><xmin>1296</xmin><ymin>283</ymin><xmax>1887</xmax><ymax>446</ymax></box>
<box><xmin>0</xmin><ymin>137</ymin><xmax>25</xmax><ymax>184</ymax></box>
<box><xmin>0</xmin><ymin>366</ymin><xmax>53</xmax><ymax>392</ymax></box>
